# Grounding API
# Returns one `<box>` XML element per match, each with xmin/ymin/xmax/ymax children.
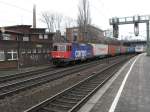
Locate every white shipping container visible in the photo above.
<box><xmin>91</xmin><ymin>44</ymin><xmax>108</xmax><ymax>56</ymax></box>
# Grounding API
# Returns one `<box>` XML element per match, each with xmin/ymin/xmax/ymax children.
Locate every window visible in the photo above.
<box><xmin>59</xmin><ymin>45</ymin><xmax>66</xmax><ymax>51</ymax></box>
<box><xmin>67</xmin><ymin>45</ymin><xmax>72</xmax><ymax>51</ymax></box>
<box><xmin>21</xmin><ymin>49</ymin><xmax>25</xmax><ymax>54</ymax></box>
<box><xmin>43</xmin><ymin>49</ymin><xmax>46</xmax><ymax>53</ymax></box>
<box><xmin>3</xmin><ymin>34</ymin><xmax>11</xmax><ymax>40</ymax></box>
<box><xmin>33</xmin><ymin>49</ymin><xmax>36</xmax><ymax>53</ymax></box>
<box><xmin>73</xmin><ymin>31</ymin><xmax>78</xmax><ymax>41</ymax></box>
<box><xmin>44</xmin><ymin>35</ymin><xmax>48</xmax><ymax>39</ymax></box>
<box><xmin>47</xmin><ymin>49</ymin><xmax>50</xmax><ymax>53</ymax></box>
<box><xmin>67</xmin><ymin>46</ymin><xmax>69</xmax><ymax>51</ymax></box>
<box><xmin>39</xmin><ymin>34</ymin><xmax>43</xmax><ymax>39</ymax></box>
<box><xmin>0</xmin><ymin>50</ymin><xmax>5</xmax><ymax>61</ymax></box>
<box><xmin>23</xmin><ymin>37</ymin><xmax>29</xmax><ymax>41</ymax></box>
<box><xmin>27</xmin><ymin>49</ymin><xmax>31</xmax><ymax>53</ymax></box>
<box><xmin>0</xmin><ymin>33</ymin><xmax>2</xmax><ymax>40</ymax></box>
<box><xmin>53</xmin><ymin>45</ymin><xmax>66</xmax><ymax>51</ymax></box>
<box><xmin>53</xmin><ymin>46</ymin><xmax>58</xmax><ymax>51</ymax></box>
<box><xmin>37</xmin><ymin>48</ymin><xmax>41</xmax><ymax>53</ymax></box>
<box><xmin>73</xmin><ymin>35</ymin><xmax>77</xmax><ymax>41</ymax></box>
<box><xmin>6</xmin><ymin>50</ymin><xmax>18</xmax><ymax>60</ymax></box>
<box><xmin>13</xmin><ymin>53</ymin><xmax>17</xmax><ymax>59</ymax></box>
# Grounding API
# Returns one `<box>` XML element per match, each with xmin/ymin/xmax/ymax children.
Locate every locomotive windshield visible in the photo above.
<box><xmin>53</xmin><ymin>46</ymin><xmax>58</xmax><ymax>51</ymax></box>
<box><xmin>53</xmin><ymin>45</ymin><xmax>66</xmax><ymax>51</ymax></box>
<box><xmin>59</xmin><ymin>45</ymin><xmax>66</xmax><ymax>51</ymax></box>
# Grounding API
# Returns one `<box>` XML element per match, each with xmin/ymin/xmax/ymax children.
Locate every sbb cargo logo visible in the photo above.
<box><xmin>75</xmin><ymin>50</ymin><xmax>87</xmax><ymax>58</ymax></box>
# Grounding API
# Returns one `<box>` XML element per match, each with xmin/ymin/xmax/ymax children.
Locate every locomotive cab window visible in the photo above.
<box><xmin>53</xmin><ymin>46</ymin><xmax>58</xmax><ymax>51</ymax></box>
<box><xmin>59</xmin><ymin>45</ymin><xmax>66</xmax><ymax>51</ymax></box>
<box><xmin>67</xmin><ymin>45</ymin><xmax>72</xmax><ymax>51</ymax></box>
<box><xmin>53</xmin><ymin>44</ymin><xmax>66</xmax><ymax>51</ymax></box>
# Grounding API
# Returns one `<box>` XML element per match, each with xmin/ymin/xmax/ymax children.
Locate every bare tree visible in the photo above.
<box><xmin>41</xmin><ymin>12</ymin><xmax>55</xmax><ymax>32</ymax></box>
<box><xmin>41</xmin><ymin>12</ymin><xmax>64</xmax><ymax>32</ymax></box>
<box><xmin>64</xmin><ymin>17</ymin><xmax>76</xmax><ymax>28</ymax></box>
<box><xmin>77</xmin><ymin>0</ymin><xmax>91</xmax><ymax>42</ymax></box>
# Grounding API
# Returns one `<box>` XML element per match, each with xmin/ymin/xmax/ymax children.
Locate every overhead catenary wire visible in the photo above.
<box><xmin>0</xmin><ymin>0</ymin><xmax>33</xmax><ymax>14</ymax></box>
<box><xmin>88</xmin><ymin>0</ymin><xmax>111</xmax><ymax>29</ymax></box>
<box><xmin>96</xmin><ymin>0</ymin><xmax>113</xmax><ymax>17</ymax></box>
<box><xmin>90</xmin><ymin>3</ymin><xmax>108</xmax><ymax>20</ymax></box>
<box><xmin>0</xmin><ymin>0</ymin><xmax>78</xmax><ymax>28</ymax></box>
<box><xmin>0</xmin><ymin>0</ymin><xmax>42</xmax><ymax>24</ymax></box>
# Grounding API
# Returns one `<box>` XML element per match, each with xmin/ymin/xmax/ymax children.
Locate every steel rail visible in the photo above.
<box><xmin>0</xmin><ymin>65</ymin><xmax>55</xmax><ymax>83</ymax></box>
<box><xmin>0</xmin><ymin>55</ymin><xmax>119</xmax><ymax>83</ymax></box>
<box><xmin>0</xmin><ymin>55</ymin><xmax>126</xmax><ymax>84</ymax></box>
<box><xmin>23</xmin><ymin>55</ymin><xmax>133</xmax><ymax>112</ymax></box>
<box><xmin>0</xmin><ymin>55</ymin><xmax>126</xmax><ymax>99</ymax></box>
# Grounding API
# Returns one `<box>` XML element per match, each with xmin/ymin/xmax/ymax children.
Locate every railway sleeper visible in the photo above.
<box><xmin>67</xmin><ymin>92</ymin><xmax>85</xmax><ymax>97</ymax></box>
<box><xmin>70</xmin><ymin>90</ymin><xmax>88</xmax><ymax>95</ymax></box>
<box><xmin>49</xmin><ymin>103</ymin><xmax>71</xmax><ymax>110</ymax></box>
<box><xmin>65</xmin><ymin>93</ymin><xmax>84</xmax><ymax>99</ymax></box>
<box><xmin>56</xmin><ymin>98</ymin><xmax>77</xmax><ymax>104</ymax></box>
<box><xmin>86</xmin><ymin>82</ymin><xmax>101</xmax><ymax>85</ymax></box>
<box><xmin>62</xmin><ymin>95</ymin><xmax>82</xmax><ymax>101</ymax></box>
<box><xmin>90</xmin><ymin>77</ymin><xmax>106</xmax><ymax>81</ymax></box>
<box><xmin>81</xmin><ymin>83</ymin><xmax>100</xmax><ymax>87</ymax></box>
<box><xmin>79</xmin><ymin>85</ymin><xmax>96</xmax><ymax>89</ymax></box>
<box><xmin>95</xmin><ymin>76</ymin><xmax>108</xmax><ymax>80</ymax></box>
<box><xmin>61</xmin><ymin>96</ymin><xmax>80</xmax><ymax>102</ymax></box>
<box><xmin>53</xmin><ymin>100</ymin><xmax>75</xmax><ymax>107</ymax></box>
<box><xmin>74</xmin><ymin>88</ymin><xmax>91</xmax><ymax>92</ymax></box>
<box><xmin>78</xmin><ymin>86</ymin><xmax>94</xmax><ymax>91</ymax></box>
<box><xmin>42</xmin><ymin>106</ymin><xmax>66</xmax><ymax>112</ymax></box>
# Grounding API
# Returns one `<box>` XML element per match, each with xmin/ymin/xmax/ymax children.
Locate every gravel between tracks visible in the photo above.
<box><xmin>0</xmin><ymin>62</ymin><xmax>109</xmax><ymax>112</ymax></box>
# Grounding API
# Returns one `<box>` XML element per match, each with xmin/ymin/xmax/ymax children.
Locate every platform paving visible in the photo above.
<box><xmin>79</xmin><ymin>53</ymin><xmax>150</xmax><ymax>112</ymax></box>
<box><xmin>114</xmin><ymin>53</ymin><xmax>150</xmax><ymax>112</ymax></box>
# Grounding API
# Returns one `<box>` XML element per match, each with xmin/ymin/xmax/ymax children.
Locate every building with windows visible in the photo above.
<box><xmin>0</xmin><ymin>25</ymin><xmax>54</xmax><ymax>69</ymax></box>
<box><xmin>66</xmin><ymin>25</ymin><xmax>106</xmax><ymax>43</ymax></box>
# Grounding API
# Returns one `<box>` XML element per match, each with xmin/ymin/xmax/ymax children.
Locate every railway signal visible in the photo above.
<box><xmin>113</xmin><ymin>24</ymin><xmax>119</xmax><ymax>38</ymax></box>
<box><xmin>110</xmin><ymin>15</ymin><xmax>150</xmax><ymax>56</ymax></box>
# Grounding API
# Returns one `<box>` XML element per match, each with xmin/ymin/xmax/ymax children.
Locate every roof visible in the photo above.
<box><xmin>0</xmin><ymin>29</ymin><xmax>55</xmax><ymax>35</ymax></box>
<box><xmin>0</xmin><ymin>25</ymin><xmax>48</xmax><ymax>34</ymax></box>
<box><xmin>0</xmin><ymin>29</ymin><xmax>22</xmax><ymax>34</ymax></box>
<box><xmin>1</xmin><ymin>25</ymin><xmax>32</xmax><ymax>28</ymax></box>
<box><xmin>66</xmin><ymin>25</ymin><xmax>104</xmax><ymax>34</ymax></box>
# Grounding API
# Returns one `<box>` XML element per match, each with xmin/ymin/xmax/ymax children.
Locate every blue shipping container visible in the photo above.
<box><xmin>127</xmin><ymin>47</ymin><xmax>135</xmax><ymax>53</ymax></box>
<box><xmin>71</xmin><ymin>43</ymin><xmax>93</xmax><ymax>60</ymax></box>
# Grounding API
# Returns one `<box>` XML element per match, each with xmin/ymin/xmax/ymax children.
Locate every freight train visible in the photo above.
<box><xmin>50</xmin><ymin>43</ymin><xmax>135</xmax><ymax>66</ymax></box>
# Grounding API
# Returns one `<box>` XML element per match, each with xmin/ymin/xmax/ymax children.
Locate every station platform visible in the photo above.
<box><xmin>78</xmin><ymin>53</ymin><xmax>150</xmax><ymax>112</ymax></box>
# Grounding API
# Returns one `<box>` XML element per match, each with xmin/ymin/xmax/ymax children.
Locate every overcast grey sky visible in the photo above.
<box><xmin>0</xmin><ymin>0</ymin><xmax>149</xmax><ymax>40</ymax></box>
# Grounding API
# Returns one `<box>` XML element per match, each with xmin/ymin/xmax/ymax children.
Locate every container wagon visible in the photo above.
<box><xmin>90</xmin><ymin>43</ymin><xmax>108</xmax><ymax>58</ymax></box>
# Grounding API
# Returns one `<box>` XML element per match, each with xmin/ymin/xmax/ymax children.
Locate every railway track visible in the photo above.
<box><xmin>0</xmin><ymin>65</ymin><xmax>55</xmax><ymax>83</ymax></box>
<box><xmin>24</xmin><ymin>55</ymin><xmax>133</xmax><ymax>112</ymax></box>
<box><xmin>0</xmin><ymin>56</ymin><xmax>119</xmax><ymax>84</ymax></box>
<box><xmin>0</xmin><ymin>55</ymin><xmax>133</xmax><ymax>99</ymax></box>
